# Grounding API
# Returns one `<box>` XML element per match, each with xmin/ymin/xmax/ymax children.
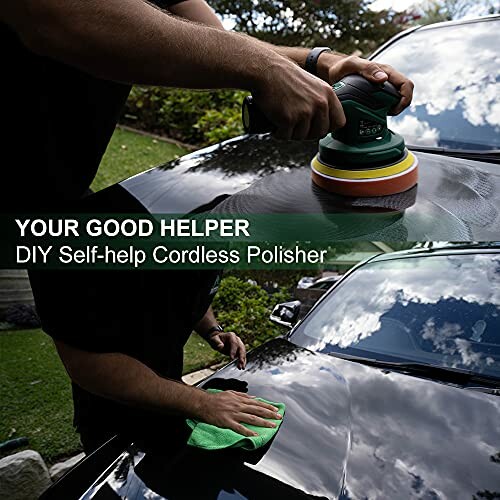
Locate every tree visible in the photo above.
<box><xmin>210</xmin><ymin>0</ymin><xmax>407</xmax><ymax>55</ymax></box>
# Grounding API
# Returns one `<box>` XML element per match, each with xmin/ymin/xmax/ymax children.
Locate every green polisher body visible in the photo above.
<box><xmin>319</xmin><ymin>76</ymin><xmax>406</xmax><ymax>168</ymax></box>
<box><xmin>242</xmin><ymin>74</ymin><xmax>418</xmax><ymax>197</ymax></box>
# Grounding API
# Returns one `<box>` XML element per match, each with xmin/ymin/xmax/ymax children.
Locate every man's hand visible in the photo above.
<box><xmin>207</xmin><ymin>331</ymin><xmax>247</xmax><ymax>370</ymax></box>
<box><xmin>54</xmin><ymin>340</ymin><xmax>277</xmax><ymax>437</ymax></box>
<box><xmin>253</xmin><ymin>58</ymin><xmax>346</xmax><ymax>141</ymax></box>
<box><xmin>194</xmin><ymin>389</ymin><xmax>282</xmax><ymax>437</ymax></box>
<box><xmin>317</xmin><ymin>53</ymin><xmax>414</xmax><ymax>115</ymax></box>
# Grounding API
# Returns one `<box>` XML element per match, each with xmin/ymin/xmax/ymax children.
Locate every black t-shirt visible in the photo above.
<box><xmin>4</xmin><ymin>0</ymin><xmax>222</xmax><ymax>437</ymax></box>
<box><xmin>29</xmin><ymin>265</ymin><xmax>221</xmax><ymax>435</ymax></box>
<box><xmin>3</xmin><ymin>24</ymin><xmax>130</xmax><ymax>210</ymax></box>
<box><xmin>28</xmin><ymin>188</ymin><xmax>221</xmax><ymax>436</ymax></box>
<box><xmin>2</xmin><ymin>0</ymin><xmax>187</xmax><ymax>210</ymax></box>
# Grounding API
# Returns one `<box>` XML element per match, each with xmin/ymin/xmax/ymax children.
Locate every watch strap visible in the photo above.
<box><xmin>203</xmin><ymin>324</ymin><xmax>224</xmax><ymax>339</ymax></box>
<box><xmin>305</xmin><ymin>47</ymin><xmax>332</xmax><ymax>76</ymax></box>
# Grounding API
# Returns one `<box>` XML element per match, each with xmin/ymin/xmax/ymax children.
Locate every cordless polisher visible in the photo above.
<box><xmin>242</xmin><ymin>74</ymin><xmax>418</xmax><ymax>197</ymax></box>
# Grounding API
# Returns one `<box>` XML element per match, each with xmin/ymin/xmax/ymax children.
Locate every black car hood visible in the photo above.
<box><xmin>62</xmin><ymin>338</ymin><xmax>500</xmax><ymax>500</ymax></box>
<box><xmin>117</xmin><ymin>135</ymin><xmax>500</xmax><ymax>240</ymax></box>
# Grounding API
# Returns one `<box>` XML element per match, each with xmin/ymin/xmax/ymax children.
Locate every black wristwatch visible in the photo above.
<box><xmin>203</xmin><ymin>324</ymin><xmax>224</xmax><ymax>339</ymax></box>
<box><xmin>305</xmin><ymin>47</ymin><xmax>332</xmax><ymax>76</ymax></box>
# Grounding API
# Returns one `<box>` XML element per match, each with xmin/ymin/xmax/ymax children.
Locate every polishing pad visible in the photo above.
<box><xmin>311</xmin><ymin>150</ymin><xmax>418</xmax><ymax>197</ymax></box>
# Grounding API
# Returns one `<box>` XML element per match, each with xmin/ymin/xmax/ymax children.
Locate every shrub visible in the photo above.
<box><xmin>211</xmin><ymin>276</ymin><xmax>290</xmax><ymax>347</ymax></box>
<box><xmin>122</xmin><ymin>87</ymin><xmax>248</xmax><ymax>146</ymax></box>
<box><xmin>224</xmin><ymin>270</ymin><xmax>316</xmax><ymax>295</ymax></box>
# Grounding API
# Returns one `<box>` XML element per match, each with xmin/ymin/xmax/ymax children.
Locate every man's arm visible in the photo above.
<box><xmin>167</xmin><ymin>2</ymin><xmax>321</xmax><ymax>72</ymax></box>
<box><xmin>54</xmin><ymin>340</ymin><xmax>281</xmax><ymax>437</ymax></box>
<box><xmin>195</xmin><ymin>306</ymin><xmax>247</xmax><ymax>369</ymax></box>
<box><xmin>2</xmin><ymin>0</ymin><xmax>344</xmax><ymax>140</ymax></box>
<box><xmin>169</xmin><ymin>1</ymin><xmax>311</xmax><ymax>65</ymax></box>
<box><xmin>2</xmin><ymin>0</ymin><xmax>264</xmax><ymax>89</ymax></box>
<box><xmin>169</xmin><ymin>0</ymin><xmax>413</xmax><ymax>114</ymax></box>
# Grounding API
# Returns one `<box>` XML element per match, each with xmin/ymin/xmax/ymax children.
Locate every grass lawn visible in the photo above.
<box><xmin>0</xmin><ymin>328</ymin><xmax>222</xmax><ymax>464</ymax></box>
<box><xmin>0</xmin><ymin>329</ymin><xmax>79</xmax><ymax>465</ymax></box>
<box><xmin>184</xmin><ymin>333</ymin><xmax>222</xmax><ymax>374</ymax></box>
<box><xmin>91</xmin><ymin>127</ymin><xmax>186</xmax><ymax>192</ymax></box>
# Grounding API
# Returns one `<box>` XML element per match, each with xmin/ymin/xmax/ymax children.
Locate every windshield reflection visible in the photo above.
<box><xmin>374</xmin><ymin>19</ymin><xmax>500</xmax><ymax>151</ymax></box>
<box><xmin>293</xmin><ymin>253</ymin><xmax>500</xmax><ymax>378</ymax></box>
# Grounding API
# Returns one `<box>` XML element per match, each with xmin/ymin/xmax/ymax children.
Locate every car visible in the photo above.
<box><xmin>42</xmin><ymin>243</ymin><xmax>500</xmax><ymax>499</ymax></box>
<box><xmin>297</xmin><ymin>276</ymin><xmax>317</xmax><ymax>289</ymax></box>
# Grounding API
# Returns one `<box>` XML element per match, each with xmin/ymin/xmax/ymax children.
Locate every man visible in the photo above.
<box><xmin>2</xmin><ymin>0</ymin><xmax>413</xmax><ymax>452</ymax></box>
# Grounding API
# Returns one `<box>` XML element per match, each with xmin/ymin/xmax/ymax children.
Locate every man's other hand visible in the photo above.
<box><xmin>318</xmin><ymin>54</ymin><xmax>414</xmax><ymax>115</ymax></box>
<box><xmin>195</xmin><ymin>389</ymin><xmax>282</xmax><ymax>437</ymax></box>
<box><xmin>207</xmin><ymin>331</ymin><xmax>247</xmax><ymax>370</ymax></box>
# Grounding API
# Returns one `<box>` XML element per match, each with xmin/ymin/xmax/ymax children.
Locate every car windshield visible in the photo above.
<box><xmin>291</xmin><ymin>252</ymin><xmax>500</xmax><ymax>380</ymax></box>
<box><xmin>372</xmin><ymin>19</ymin><xmax>500</xmax><ymax>152</ymax></box>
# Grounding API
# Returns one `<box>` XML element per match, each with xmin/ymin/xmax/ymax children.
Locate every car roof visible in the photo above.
<box><xmin>416</xmin><ymin>14</ymin><xmax>500</xmax><ymax>30</ymax></box>
<box><xmin>369</xmin><ymin>14</ymin><xmax>500</xmax><ymax>59</ymax></box>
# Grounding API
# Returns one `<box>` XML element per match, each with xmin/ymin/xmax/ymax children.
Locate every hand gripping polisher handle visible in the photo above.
<box><xmin>241</xmin><ymin>74</ymin><xmax>401</xmax><ymax>139</ymax></box>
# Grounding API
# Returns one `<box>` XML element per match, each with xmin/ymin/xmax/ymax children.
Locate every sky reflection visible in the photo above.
<box><xmin>375</xmin><ymin>20</ymin><xmax>500</xmax><ymax>150</ymax></box>
<box><xmin>294</xmin><ymin>253</ymin><xmax>500</xmax><ymax>377</ymax></box>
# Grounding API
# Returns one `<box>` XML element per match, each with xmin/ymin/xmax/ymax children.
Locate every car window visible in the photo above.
<box><xmin>373</xmin><ymin>19</ymin><xmax>500</xmax><ymax>152</ymax></box>
<box><xmin>291</xmin><ymin>253</ymin><xmax>500</xmax><ymax>379</ymax></box>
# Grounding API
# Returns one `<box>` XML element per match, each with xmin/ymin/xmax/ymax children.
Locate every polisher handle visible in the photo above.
<box><xmin>242</xmin><ymin>95</ymin><xmax>275</xmax><ymax>134</ymax></box>
<box><xmin>241</xmin><ymin>75</ymin><xmax>402</xmax><ymax>135</ymax></box>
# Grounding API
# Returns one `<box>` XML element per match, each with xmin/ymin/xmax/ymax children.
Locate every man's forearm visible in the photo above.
<box><xmin>169</xmin><ymin>3</ymin><xmax>320</xmax><ymax>68</ymax></box>
<box><xmin>55</xmin><ymin>340</ymin><xmax>205</xmax><ymax>417</ymax></box>
<box><xmin>54</xmin><ymin>339</ymin><xmax>271</xmax><ymax>436</ymax></box>
<box><xmin>3</xmin><ymin>0</ymin><xmax>282</xmax><ymax>91</ymax></box>
<box><xmin>3</xmin><ymin>0</ymin><xmax>405</xmax><ymax>140</ymax></box>
<box><xmin>168</xmin><ymin>0</ymin><xmax>345</xmax><ymax>82</ymax></box>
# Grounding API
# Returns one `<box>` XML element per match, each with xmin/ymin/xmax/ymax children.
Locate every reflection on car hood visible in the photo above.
<box><xmin>119</xmin><ymin>135</ymin><xmax>500</xmax><ymax>240</ymax></box>
<box><xmin>71</xmin><ymin>338</ymin><xmax>500</xmax><ymax>499</ymax></box>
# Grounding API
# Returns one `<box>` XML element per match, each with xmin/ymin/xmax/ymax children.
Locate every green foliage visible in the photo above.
<box><xmin>123</xmin><ymin>87</ymin><xmax>247</xmax><ymax>146</ymax></box>
<box><xmin>210</xmin><ymin>0</ymin><xmax>405</xmax><ymax>55</ymax></box>
<box><xmin>212</xmin><ymin>276</ymin><xmax>290</xmax><ymax>347</ymax></box>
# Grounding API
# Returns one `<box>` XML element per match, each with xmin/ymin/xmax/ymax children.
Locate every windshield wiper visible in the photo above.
<box><xmin>329</xmin><ymin>352</ymin><xmax>500</xmax><ymax>393</ymax></box>
<box><xmin>407</xmin><ymin>145</ymin><xmax>500</xmax><ymax>164</ymax></box>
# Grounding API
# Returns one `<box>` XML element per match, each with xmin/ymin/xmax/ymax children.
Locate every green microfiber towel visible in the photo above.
<box><xmin>186</xmin><ymin>389</ymin><xmax>285</xmax><ymax>451</ymax></box>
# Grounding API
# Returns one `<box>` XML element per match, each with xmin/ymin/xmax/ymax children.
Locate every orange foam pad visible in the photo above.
<box><xmin>311</xmin><ymin>165</ymin><xmax>418</xmax><ymax>197</ymax></box>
